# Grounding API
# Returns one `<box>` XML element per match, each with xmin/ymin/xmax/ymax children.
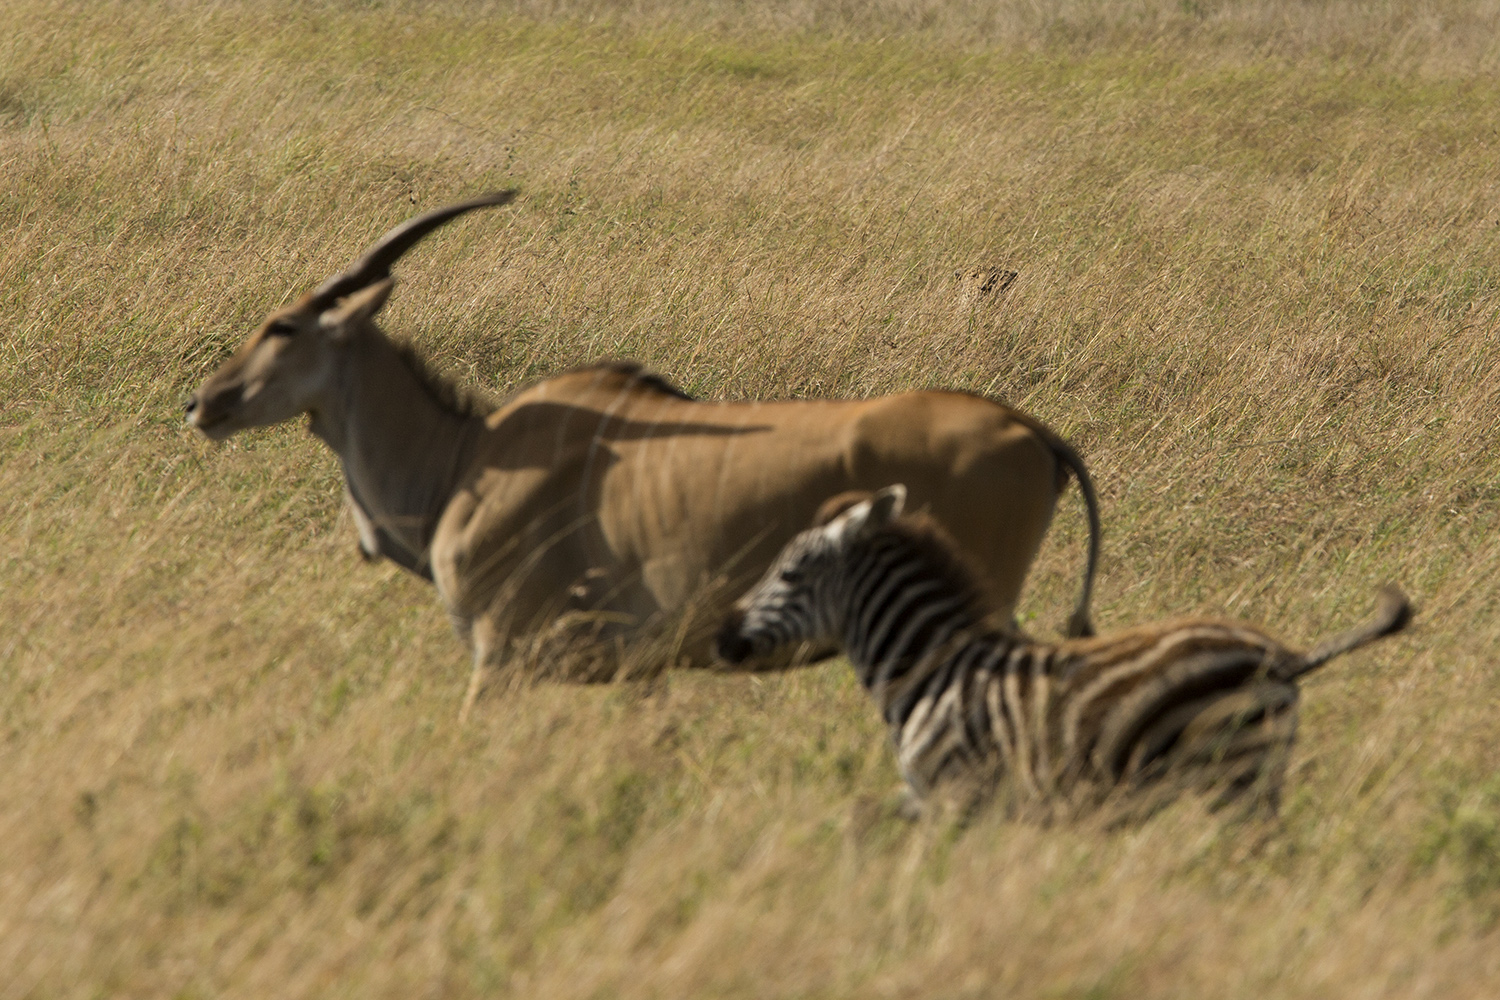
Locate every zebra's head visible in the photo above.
<box><xmin>714</xmin><ymin>484</ymin><xmax>908</xmax><ymax>666</ymax></box>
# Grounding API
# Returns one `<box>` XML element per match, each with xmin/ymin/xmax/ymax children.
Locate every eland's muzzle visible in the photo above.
<box><xmin>183</xmin><ymin>385</ymin><xmax>238</xmax><ymax>437</ymax></box>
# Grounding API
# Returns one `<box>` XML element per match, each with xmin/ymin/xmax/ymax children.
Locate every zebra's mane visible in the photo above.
<box><xmin>869</xmin><ymin>515</ymin><xmax>988</xmax><ymax>619</ymax></box>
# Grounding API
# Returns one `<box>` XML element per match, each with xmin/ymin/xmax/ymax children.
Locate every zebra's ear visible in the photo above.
<box><xmin>867</xmin><ymin>484</ymin><xmax>907</xmax><ymax>527</ymax></box>
<box><xmin>836</xmin><ymin>484</ymin><xmax>907</xmax><ymax>539</ymax></box>
<box><xmin>814</xmin><ymin>490</ymin><xmax>875</xmax><ymax>527</ymax></box>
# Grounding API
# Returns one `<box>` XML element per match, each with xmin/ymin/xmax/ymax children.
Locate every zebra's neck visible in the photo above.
<box><xmin>835</xmin><ymin>529</ymin><xmax>992</xmax><ymax>720</ymax></box>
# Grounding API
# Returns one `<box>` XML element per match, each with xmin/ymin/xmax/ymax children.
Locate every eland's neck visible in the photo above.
<box><xmin>309</xmin><ymin>335</ymin><xmax>481</xmax><ymax>573</ymax></box>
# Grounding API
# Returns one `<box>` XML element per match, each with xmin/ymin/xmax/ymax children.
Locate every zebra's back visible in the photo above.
<box><xmin>891</xmin><ymin>620</ymin><xmax>1303</xmax><ymax>808</ymax></box>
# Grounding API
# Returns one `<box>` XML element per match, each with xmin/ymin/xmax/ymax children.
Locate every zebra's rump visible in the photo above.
<box><xmin>1089</xmin><ymin>646</ymin><xmax>1282</xmax><ymax>781</ymax></box>
<box><xmin>1118</xmin><ymin>680</ymin><xmax>1299</xmax><ymax>794</ymax></box>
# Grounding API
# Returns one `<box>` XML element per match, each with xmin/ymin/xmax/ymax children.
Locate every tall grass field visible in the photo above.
<box><xmin>5</xmin><ymin>1</ymin><xmax>1500</xmax><ymax>996</ymax></box>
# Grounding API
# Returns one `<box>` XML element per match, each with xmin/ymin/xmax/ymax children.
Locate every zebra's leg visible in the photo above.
<box><xmin>1126</xmin><ymin>681</ymin><xmax>1300</xmax><ymax>811</ymax></box>
<box><xmin>1199</xmin><ymin>685</ymin><xmax>1300</xmax><ymax>814</ymax></box>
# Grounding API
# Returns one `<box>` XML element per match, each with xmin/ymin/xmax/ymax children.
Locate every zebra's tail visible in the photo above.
<box><xmin>1286</xmin><ymin>585</ymin><xmax>1412</xmax><ymax>680</ymax></box>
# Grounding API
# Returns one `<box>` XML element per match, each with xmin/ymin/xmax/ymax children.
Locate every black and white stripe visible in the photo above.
<box><xmin>715</xmin><ymin>485</ymin><xmax>1411</xmax><ymax>810</ymax></box>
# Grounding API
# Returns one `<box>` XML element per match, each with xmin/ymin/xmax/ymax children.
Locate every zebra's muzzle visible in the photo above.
<box><xmin>713</xmin><ymin>612</ymin><xmax>755</xmax><ymax>666</ymax></box>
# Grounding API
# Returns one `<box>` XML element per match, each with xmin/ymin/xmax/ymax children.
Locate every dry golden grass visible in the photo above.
<box><xmin>5</xmin><ymin>1</ymin><xmax>1500</xmax><ymax>996</ymax></box>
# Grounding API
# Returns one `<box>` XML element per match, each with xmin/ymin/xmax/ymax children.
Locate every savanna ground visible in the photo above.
<box><xmin>5</xmin><ymin>1</ymin><xmax>1500</xmax><ymax>995</ymax></box>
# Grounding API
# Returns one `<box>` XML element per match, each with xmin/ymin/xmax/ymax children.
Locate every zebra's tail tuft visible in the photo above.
<box><xmin>1288</xmin><ymin>584</ymin><xmax>1411</xmax><ymax>679</ymax></box>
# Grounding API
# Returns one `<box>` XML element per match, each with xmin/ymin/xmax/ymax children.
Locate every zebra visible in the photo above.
<box><xmin>714</xmin><ymin>485</ymin><xmax>1411</xmax><ymax>814</ymax></box>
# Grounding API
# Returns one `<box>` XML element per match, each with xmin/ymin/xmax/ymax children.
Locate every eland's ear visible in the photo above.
<box><xmin>319</xmin><ymin>277</ymin><xmax>395</xmax><ymax>339</ymax></box>
<box><xmin>833</xmin><ymin>484</ymin><xmax>907</xmax><ymax>539</ymax></box>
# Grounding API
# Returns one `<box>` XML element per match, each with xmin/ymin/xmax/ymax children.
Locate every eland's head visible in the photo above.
<box><xmin>185</xmin><ymin>190</ymin><xmax>517</xmax><ymax>439</ymax></box>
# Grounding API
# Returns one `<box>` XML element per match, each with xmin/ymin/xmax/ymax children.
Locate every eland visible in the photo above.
<box><xmin>185</xmin><ymin>193</ymin><xmax>1103</xmax><ymax>720</ymax></box>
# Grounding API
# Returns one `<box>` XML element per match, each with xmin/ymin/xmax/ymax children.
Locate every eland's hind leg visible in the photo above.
<box><xmin>457</xmin><ymin>615</ymin><xmax>498</xmax><ymax>727</ymax></box>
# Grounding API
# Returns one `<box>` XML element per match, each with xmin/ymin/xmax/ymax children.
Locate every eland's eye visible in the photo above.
<box><xmin>265</xmin><ymin>320</ymin><xmax>297</xmax><ymax>338</ymax></box>
<box><xmin>779</xmin><ymin>568</ymin><xmax>805</xmax><ymax>584</ymax></box>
